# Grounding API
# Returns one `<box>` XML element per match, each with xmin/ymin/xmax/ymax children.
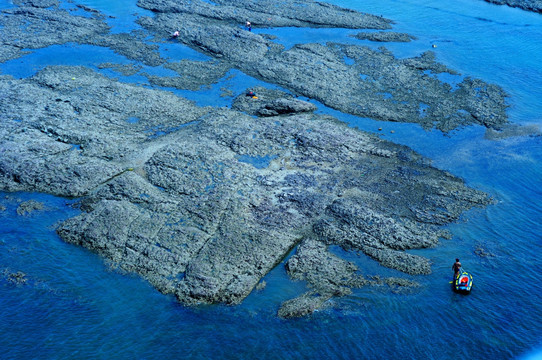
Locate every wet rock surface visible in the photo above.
<box><xmin>232</xmin><ymin>86</ymin><xmax>317</xmax><ymax>116</ymax></box>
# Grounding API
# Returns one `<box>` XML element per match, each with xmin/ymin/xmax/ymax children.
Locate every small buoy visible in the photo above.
<box><xmin>71</xmin><ymin>77</ymin><xmax>76</xmax><ymax>80</ymax></box>
<box><xmin>127</xmin><ymin>168</ymin><xmax>134</xmax><ymax>171</ymax></box>
<box><xmin>432</xmin><ymin>44</ymin><xmax>437</xmax><ymax>48</ymax></box>
<box><xmin>390</xmin><ymin>130</ymin><xmax>395</xmax><ymax>134</ymax></box>
<box><xmin>252</xmin><ymin>96</ymin><xmax>258</xmax><ymax>99</ymax></box>
<box><xmin>378</xmin><ymin>127</ymin><xmax>382</xmax><ymax>131</ymax></box>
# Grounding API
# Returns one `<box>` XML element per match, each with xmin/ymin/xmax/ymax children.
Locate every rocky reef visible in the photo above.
<box><xmin>0</xmin><ymin>66</ymin><xmax>491</xmax><ymax>316</ymax></box>
<box><xmin>0</xmin><ymin>0</ymin><xmax>503</xmax><ymax>317</ymax></box>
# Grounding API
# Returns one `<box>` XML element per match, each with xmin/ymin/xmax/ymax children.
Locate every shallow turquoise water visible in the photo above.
<box><xmin>1</xmin><ymin>0</ymin><xmax>541</xmax><ymax>359</ymax></box>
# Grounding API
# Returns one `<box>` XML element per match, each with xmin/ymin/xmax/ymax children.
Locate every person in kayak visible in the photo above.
<box><xmin>452</xmin><ymin>258</ymin><xmax>462</xmax><ymax>280</ymax></box>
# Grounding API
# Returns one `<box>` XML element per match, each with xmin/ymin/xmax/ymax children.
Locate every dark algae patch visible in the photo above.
<box><xmin>0</xmin><ymin>0</ymin><xmax>502</xmax><ymax>317</ymax></box>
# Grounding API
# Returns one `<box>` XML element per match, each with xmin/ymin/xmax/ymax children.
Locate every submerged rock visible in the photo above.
<box><xmin>483</xmin><ymin>0</ymin><xmax>542</xmax><ymax>13</ymax></box>
<box><xmin>351</xmin><ymin>31</ymin><xmax>416</xmax><ymax>42</ymax></box>
<box><xmin>277</xmin><ymin>292</ymin><xmax>333</xmax><ymax>318</ymax></box>
<box><xmin>6</xmin><ymin>271</ymin><xmax>28</xmax><ymax>285</ymax></box>
<box><xmin>98</xmin><ymin>63</ymin><xmax>143</xmax><ymax>77</ymax></box>
<box><xmin>484</xmin><ymin>123</ymin><xmax>541</xmax><ymax>140</ymax></box>
<box><xmin>16</xmin><ymin>200</ymin><xmax>44</xmax><ymax>216</ymax></box>
<box><xmin>0</xmin><ymin>66</ymin><xmax>492</xmax><ymax>316</ymax></box>
<box><xmin>144</xmin><ymin>60</ymin><xmax>231</xmax><ymax>91</ymax></box>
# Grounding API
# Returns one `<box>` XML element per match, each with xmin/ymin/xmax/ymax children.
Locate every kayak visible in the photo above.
<box><xmin>453</xmin><ymin>270</ymin><xmax>473</xmax><ymax>293</ymax></box>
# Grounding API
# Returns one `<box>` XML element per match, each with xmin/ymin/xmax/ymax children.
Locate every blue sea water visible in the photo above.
<box><xmin>1</xmin><ymin>0</ymin><xmax>542</xmax><ymax>359</ymax></box>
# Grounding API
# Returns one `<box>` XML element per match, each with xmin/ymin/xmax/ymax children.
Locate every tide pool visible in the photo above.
<box><xmin>1</xmin><ymin>0</ymin><xmax>541</xmax><ymax>359</ymax></box>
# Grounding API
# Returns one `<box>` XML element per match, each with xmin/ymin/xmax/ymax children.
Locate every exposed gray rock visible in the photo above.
<box><xmin>0</xmin><ymin>0</ymin><xmax>510</xmax><ymax>132</ymax></box>
<box><xmin>0</xmin><ymin>6</ymin><xmax>110</xmax><ymax>52</ymax></box>
<box><xmin>0</xmin><ymin>45</ymin><xmax>31</xmax><ymax>64</ymax></box>
<box><xmin>232</xmin><ymin>86</ymin><xmax>317</xmax><ymax>116</ymax></box>
<box><xmin>0</xmin><ymin>4</ymin><xmax>164</xmax><ymax>68</ymax></box>
<box><xmin>279</xmin><ymin>238</ymin><xmax>364</xmax><ymax>317</ymax></box>
<box><xmin>0</xmin><ymin>66</ymin><xmax>492</xmax><ymax>315</ymax></box>
<box><xmin>88</xmin><ymin>32</ymin><xmax>167</xmax><ymax>67</ymax></box>
<box><xmin>286</xmin><ymin>238</ymin><xmax>364</xmax><ymax>296</ymax></box>
<box><xmin>75</xmin><ymin>4</ymin><xmax>104</xmax><ymax>16</ymax></box>
<box><xmin>401</xmin><ymin>50</ymin><xmax>459</xmax><ymax>75</ymax></box>
<box><xmin>255</xmin><ymin>280</ymin><xmax>266</xmax><ymax>291</ymax></box>
<box><xmin>136</xmin><ymin>0</ymin><xmax>392</xmax><ymax>30</ymax></box>
<box><xmin>256</xmin><ymin>98</ymin><xmax>318</xmax><ymax>117</ymax></box>
<box><xmin>0</xmin><ymin>65</ymin><xmax>209</xmax><ymax>196</ymax></box>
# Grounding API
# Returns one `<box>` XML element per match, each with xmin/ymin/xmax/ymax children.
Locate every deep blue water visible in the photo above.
<box><xmin>1</xmin><ymin>0</ymin><xmax>542</xmax><ymax>359</ymax></box>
